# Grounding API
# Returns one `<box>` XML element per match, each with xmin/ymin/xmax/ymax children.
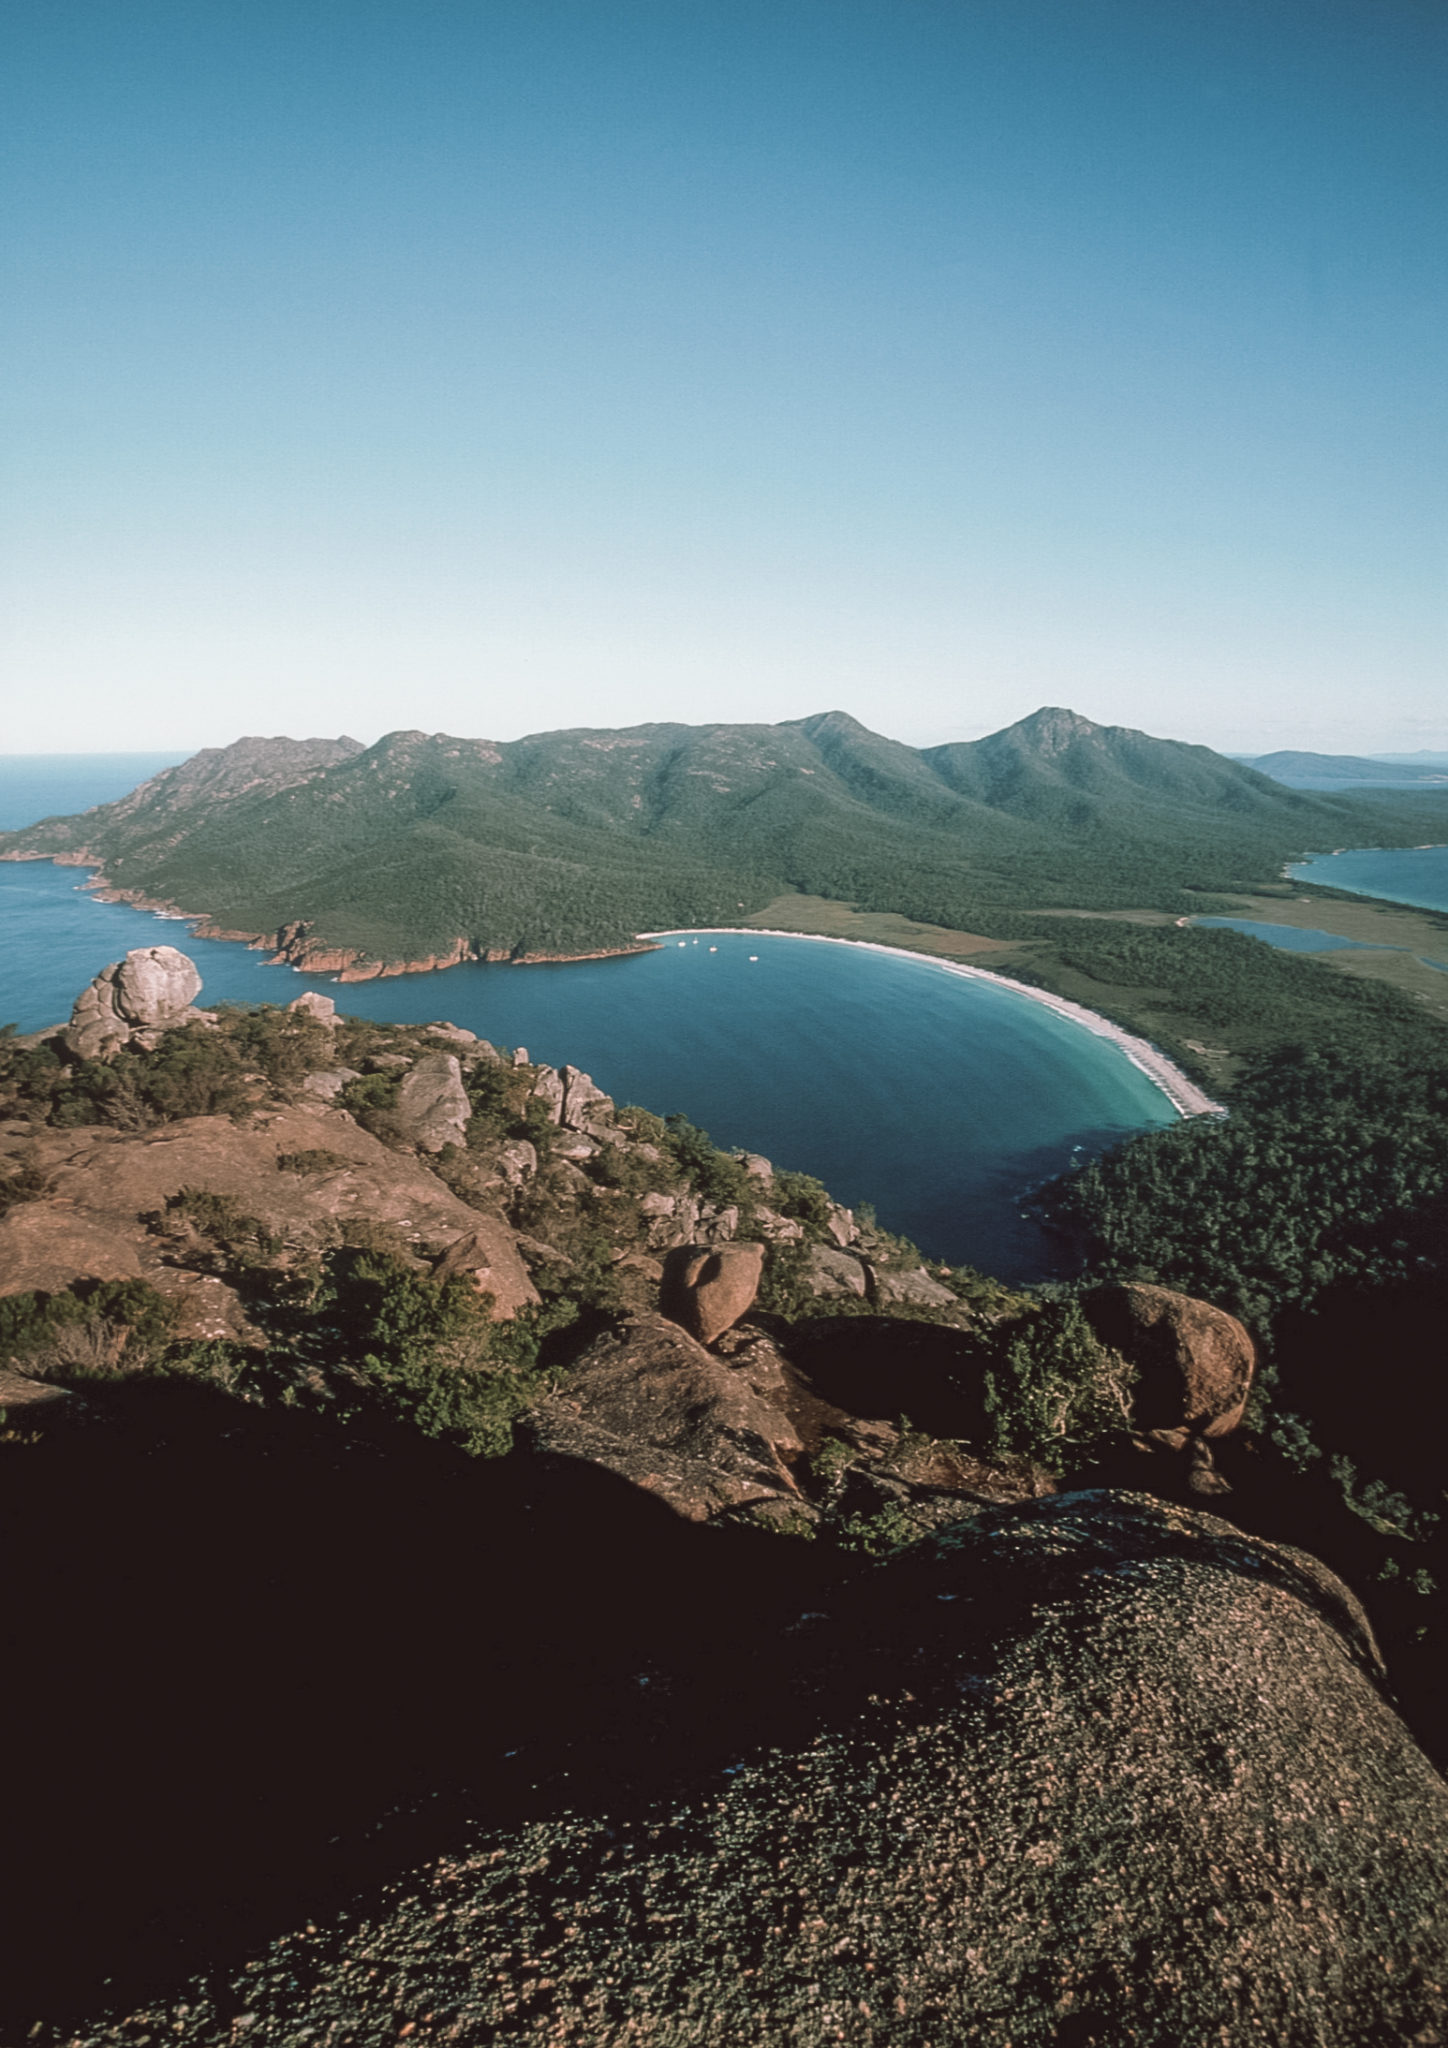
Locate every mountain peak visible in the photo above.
<box><xmin>1009</xmin><ymin>707</ymin><xmax>1108</xmax><ymax>753</ymax></box>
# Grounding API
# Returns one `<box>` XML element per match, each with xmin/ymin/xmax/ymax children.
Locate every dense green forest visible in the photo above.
<box><xmin>5</xmin><ymin>707</ymin><xmax>1446</xmax><ymax>966</ymax></box>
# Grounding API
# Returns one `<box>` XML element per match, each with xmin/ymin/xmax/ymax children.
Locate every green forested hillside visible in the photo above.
<box><xmin>3</xmin><ymin>708</ymin><xmax>1445</xmax><ymax>967</ymax></box>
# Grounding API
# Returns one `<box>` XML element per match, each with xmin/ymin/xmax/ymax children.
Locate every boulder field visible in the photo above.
<box><xmin>1</xmin><ymin>951</ymin><xmax>1445</xmax><ymax>2046</ymax></box>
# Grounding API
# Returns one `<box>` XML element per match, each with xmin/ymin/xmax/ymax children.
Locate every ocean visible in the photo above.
<box><xmin>0</xmin><ymin>755</ymin><xmax>1185</xmax><ymax>1279</ymax></box>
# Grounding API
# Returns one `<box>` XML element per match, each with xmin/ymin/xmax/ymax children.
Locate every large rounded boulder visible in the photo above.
<box><xmin>1083</xmin><ymin>1280</ymin><xmax>1256</xmax><ymax>1438</ymax></box>
<box><xmin>64</xmin><ymin>946</ymin><xmax>204</xmax><ymax>1058</ymax></box>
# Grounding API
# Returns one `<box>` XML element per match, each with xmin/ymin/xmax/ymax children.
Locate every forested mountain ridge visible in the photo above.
<box><xmin>4</xmin><ymin>709</ymin><xmax>1445</xmax><ymax>972</ymax></box>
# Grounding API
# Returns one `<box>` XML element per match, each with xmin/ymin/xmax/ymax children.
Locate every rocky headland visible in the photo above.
<box><xmin>1</xmin><ymin>952</ymin><xmax>1445</xmax><ymax>2045</ymax></box>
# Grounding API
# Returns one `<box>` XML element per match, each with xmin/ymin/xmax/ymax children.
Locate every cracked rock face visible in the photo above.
<box><xmin>64</xmin><ymin>947</ymin><xmax>205</xmax><ymax>1059</ymax></box>
<box><xmin>394</xmin><ymin>1051</ymin><xmax>472</xmax><ymax>1153</ymax></box>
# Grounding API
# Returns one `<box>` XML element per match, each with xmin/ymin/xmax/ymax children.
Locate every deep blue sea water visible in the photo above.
<box><xmin>1288</xmin><ymin>845</ymin><xmax>1448</xmax><ymax>914</ymax></box>
<box><xmin>0</xmin><ymin>756</ymin><xmax>1180</xmax><ymax>1279</ymax></box>
<box><xmin>0</xmin><ymin>753</ymin><xmax>188</xmax><ymax>831</ymax></box>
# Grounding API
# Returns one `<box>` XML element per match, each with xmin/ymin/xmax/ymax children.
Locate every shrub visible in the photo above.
<box><xmin>276</xmin><ymin>1148</ymin><xmax>350</xmax><ymax>1177</ymax></box>
<box><xmin>0</xmin><ymin>1279</ymin><xmax>180</xmax><ymax>1376</ymax></box>
<box><xmin>315</xmin><ymin>1244</ymin><xmax>547</xmax><ymax>1457</ymax></box>
<box><xmin>153</xmin><ymin>1188</ymin><xmax>282</xmax><ymax>1272</ymax></box>
<box><xmin>771</xmin><ymin>1169</ymin><xmax>833</xmax><ymax>1236</ymax></box>
<box><xmin>981</xmin><ymin>1300</ymin><xmax>1135</xmax><ymax>1472</ymax></box>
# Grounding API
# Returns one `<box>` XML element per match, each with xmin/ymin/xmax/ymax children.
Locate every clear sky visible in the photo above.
<box><xmin>3</xmin><ymin>0</ymin><xmax>1445</xmax><ymax>755</ymax></box>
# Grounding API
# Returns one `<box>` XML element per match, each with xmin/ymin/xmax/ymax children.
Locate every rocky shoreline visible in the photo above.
<box><xmin>0</xmin><ymin>851</ymin><xmax>663</xmax><ymax>976</ymax></box>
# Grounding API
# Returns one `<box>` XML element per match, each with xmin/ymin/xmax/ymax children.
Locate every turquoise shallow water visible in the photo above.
<box><xmin>1288</xmin><ymin>845</ymin><xmax>1448</xmax><ymax>914</ymax></box>
<box><xmin>0</xmin><ymin>760</ymin><xmax>1180</xmax><ymax>1279</ymax></box>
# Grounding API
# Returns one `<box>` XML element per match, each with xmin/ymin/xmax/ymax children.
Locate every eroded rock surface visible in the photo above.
<box><xmin>0</xmin><ymin>1107</ymin><xmax>524</xmax><ymax>1328</ymax></box>
<box><xmin>86</xmin><ymin>1493</ymin><xmax>1448</xmax><ymax>2048</ymax></box>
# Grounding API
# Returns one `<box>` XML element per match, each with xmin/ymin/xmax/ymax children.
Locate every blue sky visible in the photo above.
<box><xmin>3</xmin><ymin>0</ymin><xmax>1444</xmax><ymax>754</ymax></box>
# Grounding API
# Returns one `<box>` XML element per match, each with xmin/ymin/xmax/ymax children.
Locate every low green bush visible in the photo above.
<box><xmin>981</xmin><ymin>1299</ymin><xmax>1135</xmax><ymax>1472</ymax></box>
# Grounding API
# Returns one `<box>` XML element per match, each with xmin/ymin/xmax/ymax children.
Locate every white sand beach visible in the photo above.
<box><xmin>638</xmin><ymin>927</ymin><xmax>1227</xmax><ymax>1121</ymax></box>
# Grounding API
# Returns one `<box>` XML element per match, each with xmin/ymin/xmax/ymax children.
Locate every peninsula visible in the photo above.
<box><xmin>7</xmin><ymin>706</ymin><xmax>1447</xmax><ymax>1090</ymax></box>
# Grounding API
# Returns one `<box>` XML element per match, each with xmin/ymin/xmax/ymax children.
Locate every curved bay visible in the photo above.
<box><xmin>0</xmin><ymin>864</ymin><xmax>1176</xmax><ymax>1279</ymax></box>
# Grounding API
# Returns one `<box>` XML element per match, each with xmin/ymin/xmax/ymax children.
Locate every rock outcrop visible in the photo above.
<box><xmin>394</xmin><ymin>1051</ymin><xmax>472</xmax><ymax>1152</ymax></box>
<box><xmin>1084</xmin><ymin>1280</ymin><xmax>1257</xmax><ymax>1438</ymax></box>
<box><xmin>802</xmin><ymin>1243</ymin><xmax>869</xmax><ymax>1297</ymax></box>
<box><xmin>522</xmin><ymin>1313</ymin><xmax>803</xmax><ymax>1520</ymax></box>
<box><xmin>431</xmin><ymin>1218</ymin><xmax>541</xmax><ymax>1318</ymax></box>
<box><xmin>64</xmin><ymin>946</ymin><xmax>205</xmax><ymax>1058</ymax></box>
<box><xmin>867</xmin><ymin>1262</ymin><xmax>958</xmax><ymax>1309</ymax></box>
<box><xmin>0</xmin><ymin>1106</ymin><xmax>527</xmax><ymax>1332</ymax></box>
<box><xmin>559</xmin><ymin>1065</ymin><xmax>614</xmax><ymax>1136</ymax></box>
<box><xmin>661</xmin><ymin>1241</ymin><xmax>765</xmax><ymax>1345</ymax></box>
<box><xmin>287</xmin><ymin>991</ymin><xmax>337</xmax><ymax>1027</ymax></box>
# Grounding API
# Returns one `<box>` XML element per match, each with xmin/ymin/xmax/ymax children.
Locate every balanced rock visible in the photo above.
<box><xmin>662</xmin><ymin>1240</ymin><xmax>766</xmax><ymax>1344</ymax></box>
<box><xmin>1083</xmin><ymin>1281</ymin><xmax>1256</xmax><ymax>1437</ymax></box>
<box><xmin>394</xmin><ymin>1051</ymin><xmax>471</xmax><ymax>1153</ymax></box>
<box><xmin>64</xmin><ymin>946</ymin><xmax>204</xmax><ymax>1059</ymax></box>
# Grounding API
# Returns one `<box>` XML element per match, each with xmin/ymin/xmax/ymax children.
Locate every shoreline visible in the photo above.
<box><xmin>639</xmin><ymin>926</ymin><xmax>1227</xmax><ymax>1121</ymax></box>
<box><xmin>1</xmin><ymin>853</ymin><xmax>661</xmax><ymax>975</ymax></box>
<box><xmin>10</xmin><ymin>854</ymin><xmax>1223</xmax><ymax>1116</ymax></box>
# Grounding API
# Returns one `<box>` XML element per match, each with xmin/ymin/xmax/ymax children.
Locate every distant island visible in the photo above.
<box><xmin>1243</xmin><ymin>747</ymin><xmax>1448</xmax><ymax>790</ymax></box>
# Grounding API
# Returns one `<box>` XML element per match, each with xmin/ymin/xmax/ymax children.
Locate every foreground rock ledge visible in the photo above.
<box><xmin>65</xmin><ymin>1494</ymin><xmax>1448</xmax><ymax>2048</ymax></box>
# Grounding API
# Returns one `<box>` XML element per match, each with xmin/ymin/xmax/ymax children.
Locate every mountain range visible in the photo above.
<box><xmin>4</xmin><ymin>707</ymin><xmax>1445</xmax><ymax>972</ymax></box>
